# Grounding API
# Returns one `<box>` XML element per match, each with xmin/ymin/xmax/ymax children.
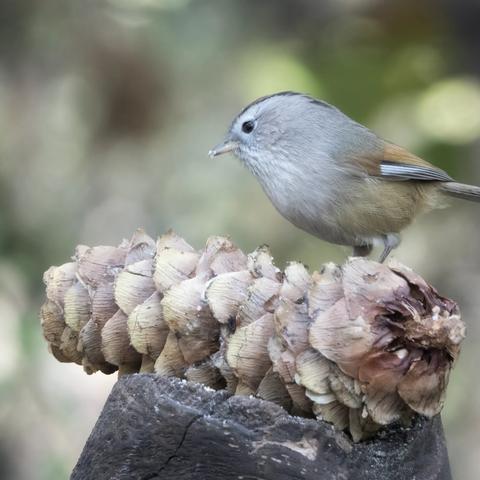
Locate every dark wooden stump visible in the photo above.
<box><xmin>72</xmin><ymin>374</ymin><xmax>452</xmax><ymax>480</ymax></box>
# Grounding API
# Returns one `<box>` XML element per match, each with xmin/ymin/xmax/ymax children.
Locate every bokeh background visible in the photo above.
<box><xmin>1</xmin><ymin>0</ymin><xmax>480</xmax><ymax>478</ymax></box>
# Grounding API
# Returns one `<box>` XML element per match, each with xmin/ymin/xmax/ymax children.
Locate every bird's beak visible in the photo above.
<box><xmin>208</xmin><ymin>140</ymin><xmax>239</xmax><ymax>158</ymax></box>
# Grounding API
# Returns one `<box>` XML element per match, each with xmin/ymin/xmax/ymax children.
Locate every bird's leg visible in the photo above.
<box><xmin>352</xmin><ymin>243</ymin><xmax>373</xmax><ymax>258</ymax></box>
<box><xmin>378</xmin><ymin>234</ymin><xmax>400</xmax><ymax>263</ymax></box>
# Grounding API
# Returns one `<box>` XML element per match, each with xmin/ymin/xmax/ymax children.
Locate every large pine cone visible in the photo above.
<box><xmin>40</xmin><ymin>229</ymin><xmax>465</xmax><ymax>441</ymax></box>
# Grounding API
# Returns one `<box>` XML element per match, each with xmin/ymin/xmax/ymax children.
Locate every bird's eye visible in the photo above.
<box><xmin>241</xmin><ymin>120</ymin><xmax>255</xmax><ymax>134</ymax></box>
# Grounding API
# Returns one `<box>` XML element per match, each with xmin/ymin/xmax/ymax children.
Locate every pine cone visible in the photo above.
<box><xmin>40</xmin><ymin>229</ymin><xmax>465</xmax><ymax>441</ymax></box>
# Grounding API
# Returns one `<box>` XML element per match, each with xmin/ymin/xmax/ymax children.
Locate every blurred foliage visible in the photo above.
<box><xmin>1</xmin><ymin>0</ymin><xmax>480</xmax><ymax>478</ymax></box>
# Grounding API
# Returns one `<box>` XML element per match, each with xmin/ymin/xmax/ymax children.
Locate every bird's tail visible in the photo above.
<box><xmin>440</xmin><ymin>182</ymin><xmax>480</xmax><ymax>203</ymax></box>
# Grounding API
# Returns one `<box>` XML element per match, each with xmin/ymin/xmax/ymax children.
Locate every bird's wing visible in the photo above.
<box><xmin>352</xmin><ymin>142</ymin><xmax>453</xmax><ymax>182</ymax></box>
<box><xmin>379</xmin><ymin>161</ymin><xmax>453</xmax><ymax>181</ymax></box>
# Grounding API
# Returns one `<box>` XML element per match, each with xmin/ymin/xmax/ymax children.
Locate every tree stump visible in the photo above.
<box><xmin>72</xmin><ymin>374</ymin><xmax>451</xmax><ymax>480</ymax></box>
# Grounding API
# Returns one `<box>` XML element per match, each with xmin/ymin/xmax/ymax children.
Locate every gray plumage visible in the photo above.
<box><xmin>210</xmin><ymin>91</ymin><xmax>480</xmax><ymax>261</ymax></box>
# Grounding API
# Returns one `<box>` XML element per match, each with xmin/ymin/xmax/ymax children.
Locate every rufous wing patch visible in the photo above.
<box><xmin>380</xmin><ymin>143</ymin><xmax>452</xmax><ymax>182</ymax></box>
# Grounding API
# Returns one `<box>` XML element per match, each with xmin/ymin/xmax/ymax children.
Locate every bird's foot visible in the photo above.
<box><xmin>378</xmin><ymin>234</ymin><xmax>400</xmax><ymax>263</ymax></box>
<box><xmin>352</xmin><ymin>244</ymin><xmax>373</xmax><ymax>258</ymax></box>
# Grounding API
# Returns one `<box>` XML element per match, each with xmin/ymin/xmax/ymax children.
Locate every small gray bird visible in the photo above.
<box><xmin>209</xmin><ymin>91</ymin><xmax>480</xmax><ymax>262</ymax></box>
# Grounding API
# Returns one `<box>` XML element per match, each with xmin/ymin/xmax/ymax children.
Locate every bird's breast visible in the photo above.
<box><xmin>254</xmin><ymin>158</ymin><xmax>352</xmax><ymax>244</ymax></box>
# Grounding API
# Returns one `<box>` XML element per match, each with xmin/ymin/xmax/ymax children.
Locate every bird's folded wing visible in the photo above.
<box><xmin>379</xmin><ymin>161</ymin><xmax>453</xmax><ymax>182</ymax></box>
<box><xmin>353</xmin><ymin>142</ymin><xmax>453</xmax><ymax>182</ymax></box>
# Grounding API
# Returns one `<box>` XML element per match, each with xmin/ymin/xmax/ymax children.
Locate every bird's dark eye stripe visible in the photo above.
<box><xmin>242</xmin><ymin>120</ymin><xmax>255</xmax><ymax>133</ymax></box>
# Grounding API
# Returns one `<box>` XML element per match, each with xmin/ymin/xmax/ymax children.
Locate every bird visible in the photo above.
<box><xmin>209</xmin><ymin>91</ymin><xmax>480</xmax><ymax>262</ymax></box>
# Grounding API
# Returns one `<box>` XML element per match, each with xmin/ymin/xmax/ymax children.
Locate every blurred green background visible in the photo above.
<box><xmin>1</xmin><ymin>0</ymin><xmax>480</xmax><ymax>478</ymax></box>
